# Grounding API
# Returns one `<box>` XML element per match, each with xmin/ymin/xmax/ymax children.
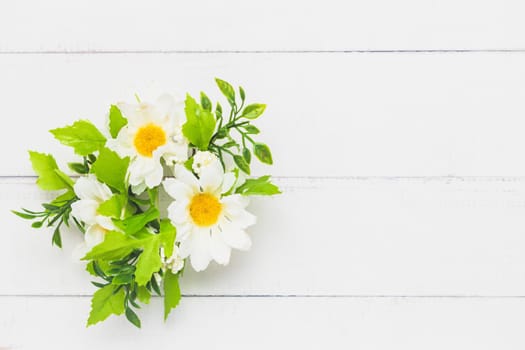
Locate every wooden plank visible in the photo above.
<box><xmin>3</xmin><ymin>177</ymin><xmax>525</xmax><ymax>296</ymax></box>
<box><xmin>2</xmin><ymin>53</ymin><xmax>525</xmax><ymax>177</ymax></box>
<box><xmin>1</xmin><ymin>296</ymin><xmax>525</xmax><ymax>349</ymax></box>
<box><xmin>1</xmin><ymin>0</ymin><xmax>524</xmax><ymax>51</ymax></box>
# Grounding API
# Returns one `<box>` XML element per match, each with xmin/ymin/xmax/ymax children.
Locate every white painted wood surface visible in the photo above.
<box><xmin>3</xmin><ymin>53</ymin><xmax>525</xmax><ymax>177</ymax></box>
<box><xmin>1</xmin><ymin>0</ymin><xmax>524</xmax><ymax>51</ymax></box>
<box><xmin>2</xmin><ymin>1</ymin><xmax>525</xmax><ymax>348</ymax></box>
<box><xmin>3</xmin><ymin>297</ymin><xmax>525</xmax><ymax>350</ymax></box>
<box><xmin>3</xmin><ymin>177</ymin><xmax>525</xmax><ymax>296</ymax></box>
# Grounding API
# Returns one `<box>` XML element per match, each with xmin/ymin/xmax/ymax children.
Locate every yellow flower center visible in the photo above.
<box><xmin>189</xmin><ymin>193</ymin><xmax>222</xmax><ymax>227</ymax></box>
<box><xmin>133</xmin><ymin>123</ymin><xmax>167</xmax><ymax>157</ymax></box>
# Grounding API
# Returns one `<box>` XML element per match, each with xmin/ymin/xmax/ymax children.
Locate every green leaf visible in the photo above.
<box><xmin>87</xmin><ymin>284</ymin><xmax>126</xmax><ymax>326</ymax></box>
<box><xmin>68</xmin><ymin>162</ymin><xmax>89</xmax><ymax>174</ymax></box>
<box><xmin>125</xmin><ymin>307</ymin><xmax>141</xmax><ymax>328</ymax></box>
<box><xmin>241</xmin><ymin>104</ymin><xmax>266</xmax><ymax>120</ymax></box>
<box><xmin>215</xmin><ymin>102</ymin><xmax>223</xmax><ymax>119</ymax></box>
<box><xmin>83</xmin><ymin>231</ymin><xmax>142</xmax><ymax>261</ymax></box>
<box><xmin>51</xmin><ymin>189</ymin><xmax>76</xmax><ymax>205</ymax></box>
<box><xmin>150</xmin><ymin>274</ymin><xmax>162</xmax><ymax>296</ymax></box>
<box><xmin>215</xmin><ymin>78</ymin><xmax>236</xmax><ymax>106</ymax></box>
<box><xmin>112</xmin><ymin>274</ymin><xmax>133</xmax><ymax>285</ymax></box>
<box><xmin>29</xmin><ymin>151</ymin><xmax>72</xmax><ymax>191</ymax></box>
<box><xmin>86</xmin><ymin>260</ymin><xmax>111</xmax><ymax>277</ymax></box>
<box><xmin>239</xmin><ymin>86</ymin><xmax>246</xmax><ymax>101</ymax></box>
<box><xmin>137</xmin><ymin>286</ymin><xmax>151</xmax><ymax>304</ymax></box>
<box><xmin>93</xmin><ymin>261</ymin><xmax>111</xmax><ymax>279</ymax></box>
<box><xmin>221</xmin><ymin>140</ymin><xmax>238</xmax><ymax>149</ymax></box>
<box><xmin>107</xmin><ymin>264</ymin><xmax>135</xmax><ymax>276</ymax></box>
<box><xmin>200</xmin><ymin>92</ymin><xmax>212</xmax><ymax>111</ymax></box>
<box><xmin>54</xmin><ymin>170</ymin><xmax>75</xmax><ymax>189</ymax></box>
<box><xmin>135</xmin><ymin>238</ymin><xmax>161</xmax><ymax>286</ymax></box>
<box><xmin>32</xmin><ymin>221</ymin><xmax>43</xmax><ymax>228</ymax></box>
<box><xmin>184</xmin><ymin>157</ymin><xmax>194</xmax><ymax>172</ymax></box>
<box><xmin>163</xmin><ymin>271</ymin><xmax>181</xmax><ymax>320</ymax></box>
<box><xmin>97</xmin><ymin>194</ymin><xmax>127</xmax><ymax>219</ymax></box>
<box><xmin>113</xmin><ymin>207</ymin><xmax>159</xmax><ymax>235</ymax></box>
<box><xmin>91</xmin><ymin>147</ymin><xmax>130</xmax><ymax>192</ymax></box>
<box><xmin>50</xmin><ymin>120</ymin><xmax>106</xmax><ymax>156</ymax></box>
<box><xmin>108</xmin><ymin>105</ymin><xmax>128</xmax><ymax>138</ymax></box>
<box><xmin>148</xmin><ymin>187</ymin><xmax>158</xmax><ymax>205</ymax></box>
<box><xmin>233</xmin><ymin>155</ymin><xmax>250</xmax><ymax>175</ymax></box>
<box><xmin>42</xmin><ymin>203</ymin><xmax>59</xmax><ymax>211</ymax></box>
<box><xmin>243</xmin><ymin>125</ymin><xmax>260</xmax><ymax>134</ymax></box>
<box><xmin>91</xmin><ymin>281</ymin><xmax>107</xmax><ymax>288</ymax></box>
<box><xmin>159</xmin><ymin>219</ymin><xmax>176</xmax><ymax>258</ymax></box>
<box><xmin>253</xmin><ymin>143</ymin><xmax>273</xmax><ymax>165</ymax></box>
<box><xmin>52</xmin><ymin>226</ymin><xmax>62</xmax><ymax>248</ymax></box>
<box><xmin>236</xmin><ymin>175</ymin><xmax>281</xmax><ymax>196</ymax></box>
<box><xmin>11</xmin><ymin>210</ymin><xmax>36</xmax><ymax>220</ymax></box>
<box><xmin>242</xmin><ymin>147</ymin><xmax>251</xmax><ymax>164</ymax></box>
<box><xmin>215</xmin><ymin>128</ymin><xmax>228</xmax><ymax>139</ymax></box>
<box><xmin>182</xmin><ymin>94</ymin><xmax>216</xmax><ymax>151</ymax></box>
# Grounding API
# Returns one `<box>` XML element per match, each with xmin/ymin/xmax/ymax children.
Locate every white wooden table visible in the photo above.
<box><xmin>1</xmin><ymin>1</ymin><xmax>525</xmax><ymax>348</ymax></box>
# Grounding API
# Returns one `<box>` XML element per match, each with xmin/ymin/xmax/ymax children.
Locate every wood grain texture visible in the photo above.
<box><xmin>2</xmin><ymin>53</ymin><xmax>525</xmax><ymax>177</ymax></box>
<box><xmin>2</xmin><ymin>296</ymin><xmax>525</xmax><ymax>349</ymax></box>
<box><xmin>0</xmin><ymin>0</ymin><xmax>524</xmax><ymax>51</ymax></box>
<box><xmin>3</xmin><ymin>177</ymin><xmax>525</xmax><ymax>296</ymax></box>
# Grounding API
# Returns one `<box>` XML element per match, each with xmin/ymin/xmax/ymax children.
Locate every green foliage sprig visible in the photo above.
<box><xmin>182</xmin><ymin>78</ymin><xmax>274</xmax><ymax>176</ymax></box>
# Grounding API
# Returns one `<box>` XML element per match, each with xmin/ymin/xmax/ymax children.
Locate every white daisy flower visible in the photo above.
<box><xmin>160</xmin><ymin>245</ymin><xmax>185</xmax><ymax>274</ymax></box>
<box><xmin>163</xmin><ymin>160</ymin><xmax>256</xmax><ymax>271</ymax></box>
<box><xmin>71</xmin><ymin>175</ymin><xmax>115</xmax><ymax>249</ymax></box>
<box><xmin>108</xmin><ymin>94</ymin><xmax>189</xmax><ymax>193</ymax></box>
<box><xmin>192</xmin><ymin>150</ymin><xmax>222</xmax><ymax>175</ymax></box>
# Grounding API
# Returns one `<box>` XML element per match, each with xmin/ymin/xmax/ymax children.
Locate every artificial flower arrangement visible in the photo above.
<box><xmin>13</xmin><ymin>79</ymin><xmax>280</xmax><ymax>327</ymax></box>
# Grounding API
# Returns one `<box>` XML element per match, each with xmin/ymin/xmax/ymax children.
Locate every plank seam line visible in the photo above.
<box><xmin>1</xmin><ymin>49</ymin><xmax>525</xmax><ymax>55</ymax></box>
<box><xmin>3</xmin><ymin>175</ymin><xmax>525</xmax><ymax>182</ymax></box>
<box><xmin>2</xmin><ymin>294</ymin><xmax>525</xmax><ymax>298</ymax></box>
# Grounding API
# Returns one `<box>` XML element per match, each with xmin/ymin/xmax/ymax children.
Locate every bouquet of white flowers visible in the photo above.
<box><xmin>13</xmin><ymin>79</ymin><xmax>280</xmax><ymax>327</ymax></box>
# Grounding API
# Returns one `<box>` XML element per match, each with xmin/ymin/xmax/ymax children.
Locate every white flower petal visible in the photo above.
<box><xmin>95</xmin><ymin>215</ymin><xmax>115</xmax><ymax>231</ymax></box>
<box><xmin>210</xmin><ymin>232</ymin><xmax>231</xmax><ymax>265</ymax></box>
<box><xmin>71</xmin><ymin>199</ymin><xmax>99</xmax><ymax>225</ymax></box>
<box><xmin>221</xmin><ymin>194</ymin><xmax>250</xmax><ymax>215</ymax></box>
<box><xmin>73</xmin><ymin>175</ymin><xmax>112</xmax><ymax>201</ymax></box>
<box><xmin>178</xmin><ymin>234</ymin><xmax>194</xmax><ymax>259</ymax></box>
<box><xmin>199</xmin><ymin>161</ymin><xmax>223</xmax><ymax>193</ymax></box>
<box><xmin>189</xmin><ymin>231</ymin><xmax>212</xmax><ymax>271</ymax></box>
<box><xmin>221</xmin><ymin>226</ymin><xmax>252</xmax><ymax>251</ymax></box>
<box><xmin>174</xmin><ymin>164</ymin><xmax>200</xmax><ymax>191</ymax></box>
<box><xmin>161</xmin><ymin>142</ymin><xmax>189</xmax><ymax>164</ymax></box>
<box><xmin>107</xmin><ymin>130</ymin><xmax>135</xmax><ymax>158</ymax></box>
<box><xmin>221</xmin><ymin>171</ymin><xmax>236</xmax><ymax>194</ymax></box>
<box><xmin>122</xmin><ymin>102</ymin><xmax>156</xmax><ymax>126</ymax></box>
<box><xmin>171</xmin><ymin>258</ymin><xmax>185</xmax><ymax>273</ymax></box>
<box><xmin>128</xmin><ymin>157</ymin><xmax>154</xmax><ymax>186</ymax></box>
<box><xmin>225</xmin><ymin>208</ymin><xmax>257</xmax><ymax>229</ymax></box>
<box><xmin>176</xmin><ymin>223</ymin><xmax>192</xmax><ymax>242</ymax></box>
<box><xmin>85</xmin><ymin>225</ymin><xmax>106</xmax><ymax>248</ymax></box>
<box><xmin>145</xmin><ymin>163</ymin><xmax>164</xmax><ymax>188</ymax></box>
<box><xmin>163</xmin><ymin>178</ymin><xmax>193</xmax><ymax>201</ymax></box>
<box><xmin>167</xmin><ymin>201</ymin><xmax>190</xmax><ymax>225</ymax></box>
<box><xmin>128</xmin><ymin>162</ymin><xmax>146</xmax><ymax>186</ymax></box>
<box><xmin>152</xmin><ymin>143</ymin><xmax>170</xmax><ymax>161</ymax></box>
<box><xmin>192</xmin><ymin>151</ymin><xmax>221</xmax><ymax>174</ymax></box>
